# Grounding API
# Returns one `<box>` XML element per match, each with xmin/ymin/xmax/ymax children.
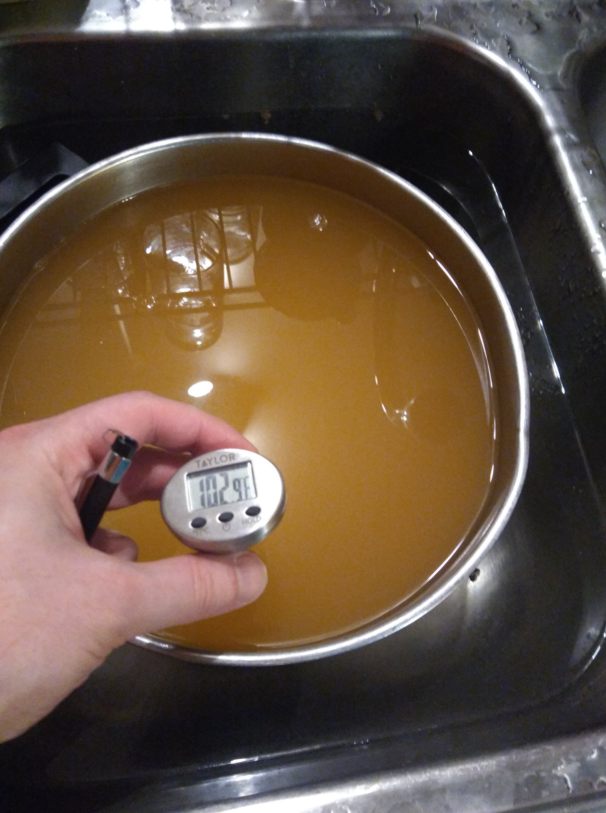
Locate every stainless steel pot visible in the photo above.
<box><xmin>0</xmin><ymin>133</ymin><xmax>529</xmax><ymax>665</ymax></box>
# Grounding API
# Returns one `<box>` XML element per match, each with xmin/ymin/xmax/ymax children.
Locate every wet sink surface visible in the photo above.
<box><xmin>1</xmin><ymin>4</ymin><xmax>606</xmax><ymax>812</ymax></box>
<box><xmin>580</xmin><ymin>44</ymin><xmax>606</xmax><ymax>170</ymax></box>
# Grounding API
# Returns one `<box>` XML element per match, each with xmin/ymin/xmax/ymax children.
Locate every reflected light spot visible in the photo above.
<box><xmin>188</xmin><ymin>380</ymin><xmax>214</xmax><ymax>398</ymax></box>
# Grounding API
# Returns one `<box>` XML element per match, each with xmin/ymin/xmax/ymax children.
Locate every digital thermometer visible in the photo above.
<box><xmin>161</xmin><ymin>448</ymin><xmax>285</xmax><ymax>553</ymax></box>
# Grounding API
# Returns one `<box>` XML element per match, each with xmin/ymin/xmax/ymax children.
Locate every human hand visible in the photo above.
<box><xmin>0</xmin><ymin>391</ymin><xmax>268</xmax><ymax>741</ymax></box>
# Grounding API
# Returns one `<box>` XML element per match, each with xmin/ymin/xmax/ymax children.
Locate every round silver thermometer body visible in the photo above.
<box><xmin>161</xmin><ymin>448</ymin><xmax>285</xmax><ymax>554</ymax></box>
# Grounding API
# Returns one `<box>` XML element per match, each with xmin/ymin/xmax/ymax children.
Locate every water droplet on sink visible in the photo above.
<box><xmin>582</xmin><ymin>157</ymin><xmax>598</xmax><ymax>176</ymax></box>
<box><xmin>517</xmin><ymin>12</ymin><xmax>541</xmax><ymax>33</ymax></box>
<box><xmin>370</xmin><ymin>0</ymin><xmax>390</xmax><ymax>15</ymax></box>
<box><xmin>567</xmin><ymin>1</ymin><xmax>583</xmax><ymax>21</ymax></box>
<box><xmin>414</xmin><ymin>7</ymin><xmax>437</xmax><ymax>26</ymax></box>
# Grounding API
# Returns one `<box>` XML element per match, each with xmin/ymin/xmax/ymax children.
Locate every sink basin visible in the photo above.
<box><xmin>2</xmin><ymin>11</ymin><xmax>606</xmax><ymax>812</ymax></box>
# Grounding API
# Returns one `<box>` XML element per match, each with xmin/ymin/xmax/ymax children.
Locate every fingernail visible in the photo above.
<box><xmin>234</xmin><ymin>552</ymin><xmax>268</xmax><ymax>603</ymax></box>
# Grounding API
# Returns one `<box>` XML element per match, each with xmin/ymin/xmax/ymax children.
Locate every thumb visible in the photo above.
<box><xmin>124</xmin><ymin>552</ymin><xmax>267</xmax><ymax>635</ymax></box>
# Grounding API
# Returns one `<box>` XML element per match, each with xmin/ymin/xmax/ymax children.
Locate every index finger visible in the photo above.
<box><xmin>39</xmin><ymin>391</ymin><xmax>255</xmax><ymax>486</ymax></box>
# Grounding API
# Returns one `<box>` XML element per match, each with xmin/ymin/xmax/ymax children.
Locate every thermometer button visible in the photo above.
<box><xmin>246</xmin><ymin>506</ymin><xmax>262</xmax><ymax>517</ymax></box>
<box><xmin>218</xmin><ymin>511</ymin><xmax>234</xmax><ymax>523</ymax></box>
<box><xmin>191</xmin><ymin>516</ymin><xmax>207</xmax><ymax>529</ymax></box>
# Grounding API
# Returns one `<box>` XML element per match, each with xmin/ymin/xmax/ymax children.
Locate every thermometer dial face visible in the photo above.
<box><xmin>161</xmin><ymin>449</ymin><xmax>285</xmax><ymax>553</ymax></box>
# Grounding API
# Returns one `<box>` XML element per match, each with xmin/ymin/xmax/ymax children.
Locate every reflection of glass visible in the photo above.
<box><xmin>373</xmin><ymin>256</ymin><xmax>426</xmax><ymax>432</ymax></box>
<box><xmin>143</xmin><ymin>210</ymin><xmax>224</xmax><ymax>349</ymax></box>
<box><xmin>35</xmin><ymin>204</ymin><xmax>268</xmax><ymax>353</ymax></box>
<box><xmin>165</xmin><ymin>294</ymin><xmax>222</xmax><ymax>349</ymax></box>
<box><xmin>213</xmin><ymin>206</ymin><xmax>254</xmax><ymax>265</ymax></box>
<box><xmin>373</xmin><ymin>249</ymin><xmax>493</xmax><ymax>444</ymax></box>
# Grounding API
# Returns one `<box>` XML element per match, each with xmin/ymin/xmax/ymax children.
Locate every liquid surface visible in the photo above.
<box><xmin>0</xmin><ymin>176</ymin><xmax>496</xmax><ymax>650</ymax></box>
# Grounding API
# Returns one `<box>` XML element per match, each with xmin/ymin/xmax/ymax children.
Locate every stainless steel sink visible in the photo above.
<box><xmin>1</xmin><ymin>2</ymin><xmax>606</xmax><ymax>811</ymax></box>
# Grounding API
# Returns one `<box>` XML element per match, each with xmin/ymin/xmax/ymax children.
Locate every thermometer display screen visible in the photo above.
<box><xmin>186</xmin><ymin>462</ymin><xmax>257</xmax><ymax>510</ymax></box>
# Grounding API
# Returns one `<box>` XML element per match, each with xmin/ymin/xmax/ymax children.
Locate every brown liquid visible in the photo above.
<box><xmin>0</xmin><ymin>176</ymin><xmax>496</xmax><ymax>650</ymax></box>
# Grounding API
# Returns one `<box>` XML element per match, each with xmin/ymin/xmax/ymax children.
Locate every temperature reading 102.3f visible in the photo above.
<box><xmin>186</xmin><ymin>462</ymin><xmax>257</xmax><ymax>510</ymax></box>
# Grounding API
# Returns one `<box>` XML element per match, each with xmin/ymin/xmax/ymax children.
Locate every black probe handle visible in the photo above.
<box><xmin>78</xmin><ymin>476</ymin><xmax>118</xmax><ymax>542</ymax></box>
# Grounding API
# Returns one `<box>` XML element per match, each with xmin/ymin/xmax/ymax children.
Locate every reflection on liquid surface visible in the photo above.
<box><xmin>0</xmin><ymin>176</ymin><xmax>496</xmax><ymax>650</ymax></box>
